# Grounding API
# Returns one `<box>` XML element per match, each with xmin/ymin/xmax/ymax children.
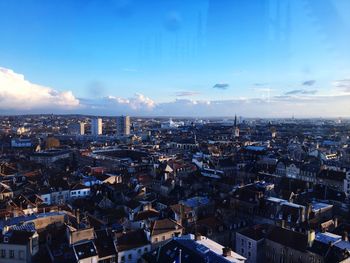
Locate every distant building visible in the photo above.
<box><xmin>30</xmin><ymin>149</ymin><xmax>71</xmax><ymax>166</ymax></box>
<box><xmin>233</xmin><ymin>115</ymin><xmax>240</xmax><ymax>138</ymax></box>
<box><xmin>116</xmin><ymin>115</ymin><xmax>130</xmax><ymax>136</ymax></box>
<box><xmin>68</xmin><ymin>122</ymin><xmax>85</xmax><ymax>135</ymax></box>
<box><xmin>91</xmin><ymin>118</ymin><xmax>102</xmax><ymax>136</ymax></box>
<box><xmin>11</xmin><ymin>138</ymin><xmax>32</xmax><ymax>148</ymax></box>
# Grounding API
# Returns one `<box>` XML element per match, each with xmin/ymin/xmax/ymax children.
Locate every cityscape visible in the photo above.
<box><xmin>1</xmin><ymin>0</ymin><xmax>350</xmax><ymax>263</ymax></box>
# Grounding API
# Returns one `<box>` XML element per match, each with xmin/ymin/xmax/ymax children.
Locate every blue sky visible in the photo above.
<box><xmin>0</xmin><ymin>0</ymin><xmax>350</xmax><ymax>117</ymax></box>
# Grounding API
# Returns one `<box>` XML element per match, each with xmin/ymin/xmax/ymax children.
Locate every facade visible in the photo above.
<box><xmin>147</xmin><ymin>218</ymin><xmax>183</xmax><ymax>248</ymax></box>
<box><xmin>91</xmin><ymin>118</ymin><xmax>102</xmax><ymax>136</ymax></box>
<box><xmin>0</xmin><ymin>229</ymin><xmax>39</xmax><ymax>263</ymax></box>
<box><xmin>116</xmin><ymin>229</ymin><xmax>151</xmax><ymax>263</ymax></box>
<box><xmin>116</xmin><ymin>116</ymin><xmax>131</xmax><ymax>136</ymax></box>
<box><xmin>236</xmin><ymin>225</ymin><xmax>267</xmax><ymax>263</ymax></box>
<box><xmin>29</xmin><ymin>149</ymin><xmax>71</xmax><ymax>166</ymax></box>
<box><xmin>70</xmin><ymin>184</ymin><xmax>91</xmax><ymax>199</ymax></box>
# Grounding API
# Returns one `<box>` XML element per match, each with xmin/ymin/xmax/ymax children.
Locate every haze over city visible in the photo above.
<box><xmin>1</xmin><ymin>0</ymin><xmax>350</xmax><ymax>117</ymax></box>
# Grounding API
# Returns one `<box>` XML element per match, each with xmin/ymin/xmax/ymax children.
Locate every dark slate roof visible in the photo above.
<box><xmin>237</xmin><ymin>224</ymin><xmax>269</xmax><ymax>241</ymax></box>
<box><xmin>150</xmin><ymin>218</ymin><xmax>183</xmax><ymax>236</ymax></box>
<box><xmin>73</xmin><ymin>241</ymin><xmax>98</xmax><ymax>260</ymax></box>
<box><xmin>266</xmin><ymin>226</ymin><xmax>308</xmax><ymax>251</ymax></box>
<box><xmin>94</xmin><ymin>229</ymin><xmax>116</xmax><ymax>258</ymax></box>
<box><xmin>116</xmin><ymin>229</ymin><xmax>149</xmax><ymax>251</ymax></box>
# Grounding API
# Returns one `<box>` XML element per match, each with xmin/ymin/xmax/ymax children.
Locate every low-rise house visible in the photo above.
<box><xmin>115</xmin><ymin>229</ymin><xmax>151</xmax><ymax>263</ymax></box>
<box><xmin>236</xmin><ymin>224</ymin><xmax>268</xmax><ymax>263</ymax></box>
<box><xmin>146</xmin><ymin>218</ymin><xmax>183</xmax><ymax>248</ymax></box>
<box><xmin>70</xmin><ymin>184</ymin><xmax>91</xmax><ymax>199</ymax></box>
<box><xmin>72</xmin><ymin>241</ymin><xmax>98</xmax><ymax>263</ymax></box>
<box><xmin>0</xmin><ymin>226</ymin><xmax>39</xmax><ymax>263</ymax></box>
<box><xmin>169</xmin><ymin>203</ymin><xmax>196</xmax><ymax>226</ymax></box>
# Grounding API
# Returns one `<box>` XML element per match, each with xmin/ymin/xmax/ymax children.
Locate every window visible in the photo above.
<box><xmin>138</xmin><ymin>249</ymin><xmax>142</xmax><ymax>254</ymax></box>
<box><xmin>241</xmin><ymin>248</ymin><xmax>244</xmax><ymax>254</ymax></box>
<box><xmin>1</xmin><ymin>249</ymin><xmax>5</xmax><ymax>258</ymax></box>
<box><xmin>248</xmin><ymin>252</ymin><xmax>251</xmax><ymax>257</ymax></box>
<box><xmin>128</xmin><ymin>254</ymin><xmax>132</xmax><ymax>260</ymax></box>
<box><xmin>144</xmin><ymin>247</ymin><xmax>148</xmax><ymax>252</ymax></box>
<box><xmin>9</xmin><ymin>250</ymin><xmax>14</xmax><ymax>258</ymax></box>
<box><xmin>162</xmin><ymin>236</ymin><xmax>165</xmax><ymax>241</ymax></box>
<box><xmin>155</xmin><ymin>237</ymin><xmax>158</xmax><ymax>242</ymax></box>
<box><xmin>248</xmin><ymin>242</ymin><xmax>252</xmax><ymax>249</ymax></box>
<box><xmin>19</xmin><ymin>251</ymin><xmax>24</xmax><ymax>260</ymax></box>
<box><xmin>120</xmin><ymin>255</ymin><xmax>125</xmax><ymax>262</ymax></box>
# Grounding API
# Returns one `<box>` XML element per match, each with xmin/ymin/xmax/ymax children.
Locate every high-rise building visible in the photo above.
<box><xmin>91</xmin><ymin>118</ymin><xmax>102</xmax><ymax>136</ymax></box>
<box><xmin>234</xmin><ymin>115</ymin><xmax>239</xmax><ymax>138</ymax></box>
<box><xmin>116</xmin><ymin>116</ymin><xmax>130</xmax><ymax>136</ymax></box>
<box><xmin>68</xmin><ymin>122</ymin><xmax>85</xmax><ymax>135</ymax></box>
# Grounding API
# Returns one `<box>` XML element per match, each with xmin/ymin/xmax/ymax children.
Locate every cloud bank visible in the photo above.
<box><xmin>0</xmin><ymin>67</ymin><xmax>79</xmax><ymax>112</ymax></box>
<box><xmin>285</xmin><ymin>89</ymin><xmax>318</xmax><ymax>95</ymax></box>
<box><xmin>0</xmin><ymin>67</ymin><xmax>349</xmax><ymax>117</ymax></box>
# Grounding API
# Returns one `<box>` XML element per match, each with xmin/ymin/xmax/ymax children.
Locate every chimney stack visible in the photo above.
<box><xmin>222</xmin><ymin>247</ymin><xmax>232</xmax><ymax>257</ymax></box>
<box><xmin>334</xmin><ymin>217</ymin><xmax>338</xmax><ymax>228</ymax></box>
<box><xmin>280</xmin><ymin>220</ymin><xmax>285</xmax><ymax>229</ymax></box>
<box><xmin>195</xmin><ymin>233</ymin><xmax>202</xmax><ymax>241</ymax></box>
<box><xmin>307</xmin><ymin>229</ymin><xmax>315</xmax><ymax>247</ymax></box>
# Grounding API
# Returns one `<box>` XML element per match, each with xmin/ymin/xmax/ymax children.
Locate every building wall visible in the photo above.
<box><xmin>78</xmin><ymin>256</ymin><xmax>99</xmax><ymax>263</ymax></box>
<box><xmin>92</xmin><ymin>118</ymin><xmax>103</xmax><ymax>136</ymax></box>
<box><xmin>265</xmin><ymin>239</ymin><xmax>323</xmax><ymax>263</ymax></box>
<box><xmin>236</xmin><ymin>232</ymin><xmax>263</xmax><ymax>263</ymax></box>
<box><xmin>117</xmin><ymin>244</ymin><xmax>150</xmax><ymax>263</ymax></box>
<box><xmin>70</xmin><ymin>188</ymin><xmax>91</xmax><ymax>199</ymax></box>
<box><xmin>0</xmin><ymin>243</ymin><xmax>28</xmax><ymax>263</ymax></box>
<box><xmin>116</xmin><ymin>116</ymin><xmax>130</xmax><ymax>136</ymax></box>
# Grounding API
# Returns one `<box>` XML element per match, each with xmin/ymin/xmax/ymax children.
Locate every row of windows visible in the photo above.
<box><xmin>120</xmin><ymin>247</ymin><xmax>148</xmax><ymax>262</ymax></box>
<box><xmin>71</xmin><ymin>190</ymin><xmax>90</xmax><ymax>195</ymax></box>
<box><xmin>1</xmin><ymin>249</ymin><xmax>25</xmax><ymax>260</ymax></box>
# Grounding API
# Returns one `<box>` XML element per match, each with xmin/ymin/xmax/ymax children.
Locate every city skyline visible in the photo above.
<box><xmin>1</xmin><ymin>0</ymin><xmax>350</xmax><ymax>117</ymax></box>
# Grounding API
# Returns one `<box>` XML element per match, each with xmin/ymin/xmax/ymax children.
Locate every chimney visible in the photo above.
<box><xmin>306</xmin><ymin>203</ymin><xmax>312</xmax><ymax>222</ymax></box>
<box><xmin>222</xmin><ymin>247</ymin><xmax>232</xmax><ymax>257</ymax></box>
<box><xmin>307</xmin><ymin>230</ymin><xmax>315</xmax><ymax>247</ymax></box>
<box><xmin>342</xmin><ymin>231</ymin><xmax>349</xmax><ymax>242</ymax></box>
<box><xmin>195</xmin><ymin>233</ymin><xmax>202</xmax><ymax>241</ymax></box>
<box><xmin>280</xmin><ymin>220</ymin><xmax>285</xmax><ymax>229</ymax></box>
<box><xmin>334</xmin><ymin>217</ymin><xmax>338</xmax><ymax>228</ymax></box>
<box><xmin>76</xmin><ymin>209</ymin><xmax>80</xmax><ymax>227</ymax></box>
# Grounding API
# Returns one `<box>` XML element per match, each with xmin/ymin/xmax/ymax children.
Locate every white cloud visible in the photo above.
<box><xmin>105</xmin><ymin>93</ymin><xmax>155</xmax><ymax>111</ymax></box>
<box><xmin>332</xmin><ymin>79</ymin><xmax>350</xmax><ymax>93</ymax></box>
<box><xmin>0</xmin><ymin>67</ymin><xmax>349</xmax><ymax>117</ymax></box>
<box><xmin>0</xmin><ymin>67</ymin><xmax>79</xmax><ymax>111</ymax></box>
